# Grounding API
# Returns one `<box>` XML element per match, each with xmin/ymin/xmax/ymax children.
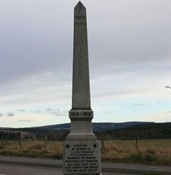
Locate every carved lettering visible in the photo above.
<box><xmin>64</xmin><ymin>143</ymin><xmax>99</xmax><ymax>173</ymax></box>
<box><xmin>70</xmin><ymin>112</ymin><xmax>91</xmax><ymax>117</ymax></box>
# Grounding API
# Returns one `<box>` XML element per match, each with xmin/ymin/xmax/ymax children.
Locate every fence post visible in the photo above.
<box><xmin>45</xmin><ymin>134</ymin><xmax>47</xmax><ymax>147</ymax></box>
<box><xmin>136</xmin><ymin>133</ymin><xmax>139</xmax><ymax>150</ymax></box>
<box><xmin>18</xmin><ymin>132</ymin><xmax>21</xmax><ymax>148</ymax></box>
<box><xmin>101</xmin><ymin>134</ymin><xmax>105</xmax><ymax>150</ymax></box>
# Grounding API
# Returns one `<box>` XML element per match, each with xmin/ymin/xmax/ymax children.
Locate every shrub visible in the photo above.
<box><xmin>145</xmin><ymin>153</ymin><xmax>157</xmax><ymax>163</ymax></box>
<box><xmin>128</xmin><ymin>153</ymin><xmax>143</xmax><ymax>163</ymax></box>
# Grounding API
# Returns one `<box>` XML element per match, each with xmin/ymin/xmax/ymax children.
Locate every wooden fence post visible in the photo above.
<box><xmin>101</xmin><ymin>134</ymin><xmax>105</xmax><ymax>150</ymax></box>
<box><xmin>136</xmin><ymin>133</ymin><xmax>139</xmax><ymax>150</ymax></box>
<box><xmin>18</xmin><ymin>132</ymin><xmax>21</xmax><ymax>148</ymax></box>
<box><xmin>45</xmin><ymin>134</ymin><xmax>47</xmax><ymax>147</ymax></box>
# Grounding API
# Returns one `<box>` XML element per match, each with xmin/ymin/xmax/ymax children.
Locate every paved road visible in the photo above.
<box><xmin>0</xmin><ymin>164</ymin><xmax>142</xmax><ymax>175</ymax></box>
<box><xmin>0</xmin><ymin>156</ymin><xmax>170</xmax><ymax>175</ymax></box>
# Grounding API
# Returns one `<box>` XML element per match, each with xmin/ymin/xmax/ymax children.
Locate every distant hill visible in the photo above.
<box><xmin>101</xmin><ymin>122</ymin><xmax>171</xmax><ymax>140</ymax></box>
<box><xmin>36</xmin><ymin>121</ymin><xmax>154</xmax><ymax>131</ymax></box>
<box><xmin>0</xmin><ymin>121</ymin><xmax>153</xmax><ymax>133</ymax></box>
<box><xmin>92</xmin><ymin>122</ymin><xmax>154</xmax><ymax>131</ymax></box>
<box><xmin>1</xmin><ymin>122</ymin><xmax>170</xmax><ymax>140</ymax></box>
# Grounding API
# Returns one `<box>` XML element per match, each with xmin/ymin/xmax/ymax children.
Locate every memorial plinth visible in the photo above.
<box><xmin>63</xmin><ymin>2</ymin><xmax>102</xmax><ymax>175</ymax></box>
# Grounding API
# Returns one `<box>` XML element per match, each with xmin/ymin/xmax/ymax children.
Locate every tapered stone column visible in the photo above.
<box><xmin>63</xmin><ymin>1</ymin><xmax>102</xmax><ymax>175</ymax></box>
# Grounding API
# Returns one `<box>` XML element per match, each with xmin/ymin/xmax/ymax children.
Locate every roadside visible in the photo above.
<box><xmin>1</xmin><ymin>139</ymin><xmax>171</xmax><ymax>166</ymax></box>
<box><xmin>0</xmin><ymin>156</ymin><xmax>170</xmax><ymax>175</ymax></box>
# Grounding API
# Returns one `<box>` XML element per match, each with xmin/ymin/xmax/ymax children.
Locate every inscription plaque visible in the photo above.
<box><xmin>63</xmin><ymin>141</ymin><xmax>101</xmax><ymax>174</ymax></box>
<box><xmin>69</xmin><ymin>111</ymin><xmax>93</xmax><ymax>117</ymax></box>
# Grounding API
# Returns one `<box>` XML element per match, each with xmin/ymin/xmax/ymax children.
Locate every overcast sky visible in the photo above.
<box><xmin>0</xmin><ymin>0</ymin><xmax>170</xmax><ymax>128</ymax></box>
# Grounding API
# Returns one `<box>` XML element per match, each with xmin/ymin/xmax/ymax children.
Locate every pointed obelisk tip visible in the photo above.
<box><xmin>74</xmin><ymin>1</ymin><xmax>86</xmax><ymax>15</ymax></box>
<box><xmin>75</xmin><ymin>1</ymin><xmax>85</xmax><ymax>8</ymax></box>
<box><xmin>78</xmin><ymin>1</ymin><xmax>84</xmax><ymax>6</ymax></box>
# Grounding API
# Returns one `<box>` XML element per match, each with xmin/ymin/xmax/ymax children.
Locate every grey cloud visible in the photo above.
<box><xmin>60</xmin><ymin>110</ymin><xmax>68</xmax><ymax>116</ymax></box>
<box><xmin>18</xmin><ymin>119</ymin><xmax>32</xmax><ymax>122</ymax></box>
<box><xmin>46</xmin><ymin>108</ymin><xmax>54</xmax><ymax>112</ymax></box>
<box><xmin>0</xmin><ymin>113</ymin><xmax>3</xmax><ymax>117</ymax></box>
<box><xmin>7</xmin><ymin>112</ymin><xmax>15</xmax><ymax>117</ymax></box>
<box><xmin>34</xmin><ymin>110</ymin><xmax>41</xmax><ymax>114</ymax></box>
<box><xmin>89</xmin><ymin>2</ymin><xmax>169</xmax><ymax>78</ymax></box>
<box><xmin>31</xmin><ymin>108</ymin><xmax>68</xmax><ymax>116</ymax></box>
<box><xmin>134</xmin><ymin>103</ymin><xmax>145</xmax><ymax>106</ymax></box>
<box><xmin>45</xmin><ymin>108</ymin><xmax>68</xmax><ymax>116</ymax></box>
<box><xmin>106</xmin><ymin>112</ymin><xmax>114</xmax><ymax>114</ymax></box>
<box><xmin>166</xmin><ymin>111</ymin><xmax>171</xmax><ymax>113</ymax></box>
<box><xmin>17</xmin><ymin>109</ymin><xmax>26</xmax><ymax>112</ymax></box>
<box><xmin>155</xmin><ymin>101</ymin><xmax>161</xmax><ymax>105</ymax></box>
<box><xmin>2</xmin><ymin>1</ymin><xmax>169</xmax><ymax>84</ymax></box>
<box><xmin>2</xmin><ymin>2</ymin><xmax>72</xmax><ymax>84</ymax></box>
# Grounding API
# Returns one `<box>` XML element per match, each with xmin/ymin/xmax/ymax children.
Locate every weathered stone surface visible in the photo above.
<box><xmin>63</xmin><ymin>141</ymin><xmax>101</xmax><ymax>175</ymax></box>
<box><xmin>67</xmin><ymin>109</ymin><xmax>96</xmax><ymax>141</ymax></box>
<box><xmin>66</xmin><ymin>1</ymin><xmax>96</xmax><ymax>142</ymax></box>
<box><xmin>72</xmin><ymin>1</ymin><xmax>91</xmax><ymax>110</ymax></box>
<box><xmin>63</xmin><ymin>2</ymin><xmax>102</xmax><ymax>174</ymax></box>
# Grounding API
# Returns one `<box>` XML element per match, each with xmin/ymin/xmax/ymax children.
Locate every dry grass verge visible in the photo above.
<box><xmin>101</xmin><ymin>139</ymin><xmax>171</xmax><ymax>165</ymax></box>
<box><xmin>0</xmin><ymin>139</ymin><xmax>170</xmax><ymax>165</ymax></box>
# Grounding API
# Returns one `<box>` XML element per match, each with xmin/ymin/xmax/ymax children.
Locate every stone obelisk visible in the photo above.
<box><xmin>63</xmin><ymin>2</ymin><xmax>102</xmax><ymax>175</ymax></box>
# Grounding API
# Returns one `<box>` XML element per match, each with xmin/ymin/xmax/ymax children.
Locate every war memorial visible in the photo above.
<box><xmin>63</xmin><ymin>2</ymin><xmax>102</xmax><ymax>175</ymax></box>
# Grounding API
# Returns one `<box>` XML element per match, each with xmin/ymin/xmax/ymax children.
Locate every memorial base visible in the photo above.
<box><xmin>63</xmin><ymin>141</ymin><xmax>102</xmax><ymax>175</ymax></box>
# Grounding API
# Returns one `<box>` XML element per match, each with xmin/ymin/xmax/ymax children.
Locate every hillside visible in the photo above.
<box><xmin>0</xmin><ymin>121</ymin><xmax>153</xmax><ymax>133</ymax></box>
<box><xmin>101</xmin><ymin>122</ymin><xmax>171</xmax><ymax>140</ymax></box>
<box><xmin>1</xmin><ymin>122</ymin><xmax>170</xmax><ymax>140</ymax></box>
